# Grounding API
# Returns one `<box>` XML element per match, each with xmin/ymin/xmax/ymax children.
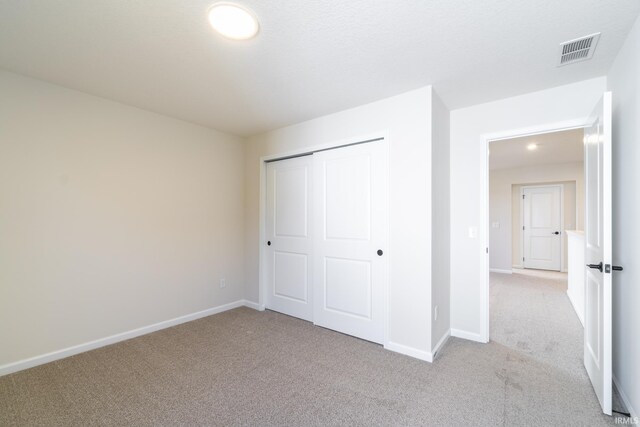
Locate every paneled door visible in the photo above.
<box><xmin>265</xmin><ymin>155</ymin><xmax>313</xmax><ymax>321</ymax></box>
<box><xmin>522</xmin><ymin>185</ymin><xmax>562</xmax><ymax>271</ymax></box>
<box><xmin>584</xmin><ymin>92</ymin><xmax>613</xmax><ymax>416</ymax></box>
<box><xmin>312</xmin><ymin>141</ymin><xmax>388</xmax><ymax>344</ymax></box>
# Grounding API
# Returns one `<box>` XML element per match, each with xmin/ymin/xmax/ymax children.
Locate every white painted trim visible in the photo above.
<box><xmin>432</xmin><ymin>330</ymin><xmax>450</xmax><ymax>358</ymax></box>
<box><xmin>243</xmin><ymin>300</ymin><xmax>265</xmax><ymax>311</ymax></box>
<box><xmin>482</xmin><ymin>119</ymin><xmax>590</xmax><ymax>344</ymax></box>
<box><xmin>521</xmin><ymin>187</ymin><xmax>524</xmax><ymax>269</ymax></box>
<box><xmin>451</xmin><ymin>328</ymin><xmax>486</xmax><ymax>343</ymax></box>
<box><xmin>258</xmin><ymin>158</ymin><xmax>267</xmax><ymax>310</ymax></box>
<box><xmin>0</xmin><ymin>300</ymin><xmax>246</xmax><ymax>377</ymax></box>
<box><xmin>385</xmin><ymin>341</ymin><xmax>433</xmax><ymax>363</ymax></box>
<box><xmin>490</xmin><ymin>268</ymin><xmax>513</xmax><ymax>274</ymax></box>
<box><xmin>512</xmin><ymin>264</ymin><xmax>523</xmax><ymax>269</ymax></box>
<box><xmin>613</xmin><ymin>375</ymin><xmax>638</xmax><ymax>418</ymax></box>
<box><xmin>483</xmin><ymin>119</ymin><xmax>589</xmax><ymax>143</ymax></box>
<box><xmin>482</xmin><ymin>135</ymin><xmax>491</xmax><ymax>344</ymax></box>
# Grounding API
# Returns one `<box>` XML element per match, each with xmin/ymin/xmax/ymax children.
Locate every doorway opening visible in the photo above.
<box><xmin>480</xmin><ymin>93</ymin><xmax>615</xmax><ymax>416</ymax></box>
<box><xmin>486</xmin><ymin>127</ymin><xmax>588</xmax><ymax>396</ymax></box>
<box><xmin>488</xmin><ymin>128</ymin><xmax>585</xmax><ymax>277</ymax></box>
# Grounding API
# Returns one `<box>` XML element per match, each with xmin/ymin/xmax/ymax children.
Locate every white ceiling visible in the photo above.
<box><xmin>489</xmin><ymin>128</ymin><xmax>584</xmax><ymax>170</ymax></box>
<box><xmin>1</xmin><ymin>1</ymin><xmax>639</xmax><ymax>136</ymax></box>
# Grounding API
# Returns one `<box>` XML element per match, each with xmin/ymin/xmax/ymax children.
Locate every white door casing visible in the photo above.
<box><xmin>265</xmin><ymin>155</ymin><xmax>314</xmax><ymax>321</ymax></box>
<box><xmin>312</xmin><ymin>141</ymin><xmax>388</xmax><ymax>344</ymax></box>
<box><xmin>522</xmin><ymin>185</ymin><xmax>563</xmax><ymax>271</ymax></box>
<box><xmin>584</xmin><ymin>92</ymin><xmax>613</xmax><ymax>416</ymax></box>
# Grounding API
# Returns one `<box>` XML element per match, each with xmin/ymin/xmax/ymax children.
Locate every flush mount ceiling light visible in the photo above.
<box><xmin>208</xmin><ymin>2</ymin><xmax>259</xmax><ymax>40</ymax></box>
<box><xmin>527</xmin><ymin>143</ymin><xmax>538</xmax><ymax>151</ymax></box>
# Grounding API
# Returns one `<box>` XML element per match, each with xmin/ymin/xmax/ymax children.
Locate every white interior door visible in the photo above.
<box><xmin>522</xmin><ymin>185</ymin><xmax>562</xmax><ymax>271</ymax></box>
<box><xmin>265</xmin><ymin>156</ymin><xmax>313</xmax><ymax>321</ymax></box>
<box><xmin>312</xmin><ymin>141</ymin><xmax>388</xmax><ymax>344</ymax></box>
<box><xmin>584</xmin><ymin>92</ymin><xmax>613</xmax><ymax>416</ymax></box>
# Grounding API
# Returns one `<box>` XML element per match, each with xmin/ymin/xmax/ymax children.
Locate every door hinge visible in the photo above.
<box><xmin>486</xmin><ymin>247</ymin><xmax>489</xmax><ymax>254</ymax></box>
<box><xmin>522</xmin><ymin>226</ymin><xmax>525</xmax><ymax>230</ymax></box>
<box><xmin>522</xmin><ymin>194</ymin><xmax>525</xmax><ymax>199</ymax></box>
<box><xmin>523</xmin><ymin>257</ymin><xmax>525</xmax><ymax>262</ymax></box>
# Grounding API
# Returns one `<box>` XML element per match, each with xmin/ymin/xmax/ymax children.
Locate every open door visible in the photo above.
<box><xmin>583</xmin><ymin>92</ymin><xmax>613</xmax><ymax>415</ymax></box>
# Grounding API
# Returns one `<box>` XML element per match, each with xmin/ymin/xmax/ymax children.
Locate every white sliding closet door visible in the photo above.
<box><xmin>265</xmin><ymin>156</ymin><xmax>313</xmax><ymax>321</ymax></box>
<box><xmin>312</xmin><ymin>141</ymin><xmax>388</xmax><ymax>344</ymax></box>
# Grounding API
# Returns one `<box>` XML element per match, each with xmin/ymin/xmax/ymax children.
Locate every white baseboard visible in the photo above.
<box><xmin>432</xmin><ymin>330</ymin><xmax>450</xmax><ymax>359</ymax></box>
<box><xmin>512</xmin><ymin>264</ymin><xmax>523</xmax><ymax>269</ymax></box>
<box><xmin>451</xmin><ymin>328</ymin><xmax>485</xmax><ymax>343</ymax></box>
<box><xmin>0</xmin><ymin>299</ymin><xmax>248</xmax><ymax>377</ymax></box>
<box><xmin>566</xmin><ymin>290</ymin><xmax>584</xmax><ymax>327</ymax></box>
<box><xmin>490</xmin><ymin>268</ymin><xmax>512</xmax><ymax>274</ymax></box>
<box><xmin>614</xmin><ymin>375</ymin><xmax>638</xmax><ymax>418</ymax></box>
<box><xmin>385</xmin><ymin>341</ymin><xmax>433</xmax><ymax>363</ymax></box>
<box><xmin>242</xmin><ymin>300</ymin><xmax>265</xmax><ymax>311</ymax></box>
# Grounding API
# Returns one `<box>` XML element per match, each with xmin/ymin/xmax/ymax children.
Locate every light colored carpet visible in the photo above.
<box><xmin>0</xmin><ymin>272</ymin><xmax>622</xmax><ymax>426</ymax></box>
<box><xmin>510</xmin><ymin>268</ymin><xmax>568</xmax><ymax>281</ymax></box>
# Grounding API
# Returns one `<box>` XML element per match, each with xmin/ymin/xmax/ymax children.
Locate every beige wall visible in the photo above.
<box><xmin>489</xmin><ymin>162</ymin><xmax>584</xmax><ymax>272</ymax></box>
<box><xmin>0</xmin><ymin>70</ymin><xmax>246</xmax><ymax>367</ymax></box>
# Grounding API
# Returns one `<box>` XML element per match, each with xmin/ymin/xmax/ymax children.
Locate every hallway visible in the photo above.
<box><xmin>489</xmin><ymin>270</ymin><xmax>625</xmax><ymax>424</ymax></box>
<box><xmin>491</xmin><ymin>269</ymin><xmax>582</xmax><ymax>379</ymax></box>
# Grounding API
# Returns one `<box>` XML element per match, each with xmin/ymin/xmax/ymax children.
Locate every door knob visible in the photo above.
<box><xmin>587</xmin><ymin>262</ymin><xmax>603</xmax><ymax>272</ymax></box>
<box><xmin>605</xmin><ymin>264</ymin><xmax>624</xmax><ymax>273</ymax></box>
<box><xmin>377</xmin><ymin>249</ymin><xmax>383</xmax><ymax>256</ymax></box>
<box><xmin>267</xmin><ymin>241</ymin><xmax>271</xmax><ymax>246</ymax></box>
<box><xmin>552</xmin><ymin>231</ymin><xmax>560</xmax><ymax>235</ymax></box>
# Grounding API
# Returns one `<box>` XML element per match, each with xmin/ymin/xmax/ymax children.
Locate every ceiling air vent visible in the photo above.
<box><xmin>558</xmin><ymin>33</ymin><xmax>600</xmax><ymax>66</ymax></box>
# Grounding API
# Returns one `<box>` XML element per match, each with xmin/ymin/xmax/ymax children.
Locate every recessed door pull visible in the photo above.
<box><xmin>267</xmin><ymin>241</ymin><xmax>271</xmax><ymax>246</ymax></box>
<box><xmin>377</xmin><ymin>249</ymin><xmax>383</xmax><ymax>256</ymax></box>
<box><xmin>552</xmin><ymin>231</ymin><xmax>560</xmax><ymax>235</ymax></box>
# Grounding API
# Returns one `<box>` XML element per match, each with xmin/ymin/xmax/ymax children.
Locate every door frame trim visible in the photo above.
<box><xmin>520</xmin><ymin>184</ymin><xmax>565</xmax><ymax>272</ymax></box>
<box><xmin>258</xmin><ymin>131</ymin><xmax>390</xmax><ymax>346</ymax></box>
<box><xmin>481</xmin><ymin>119</ymin><xmax>589</xmax><ymax>343</ymax></box>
